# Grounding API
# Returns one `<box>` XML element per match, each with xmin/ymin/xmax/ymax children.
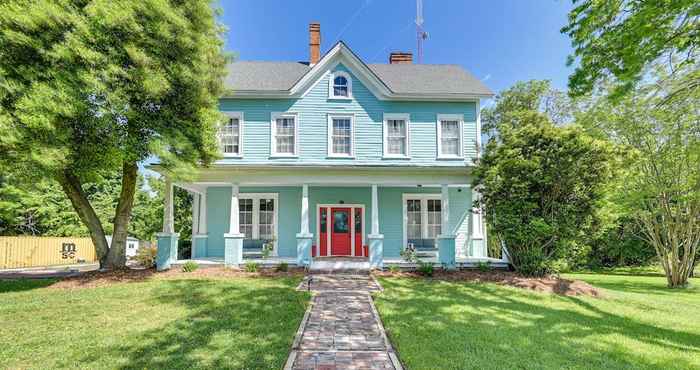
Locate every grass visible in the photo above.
<box><xmin>0</xmin><ymin>275</ymin><xmax>309</xmax><ymax>369</ymax></box>
<box><xmin>374</xmin><ymin>272</ymin><xmax>700</xmax><ymax>370</ymax></box>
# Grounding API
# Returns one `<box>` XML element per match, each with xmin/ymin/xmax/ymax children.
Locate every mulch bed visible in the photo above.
<box><xmin>374</xmin><ymin>270</ymin><xmax>602</xmax><ymax>298</ymax></box>
<box><xmin>49</xmin><ymin>266</ymin><xmax>306</xmax><ymax>290</ymax></box>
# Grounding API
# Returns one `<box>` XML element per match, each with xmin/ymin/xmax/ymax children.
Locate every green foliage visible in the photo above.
<box><xmin>387</xmin><ymin>264</ymin><xmax>401</xmax><ymax>273</ymax></box>
<box><xmin>476</xmin><ymin>261</ymin><xmax>492</xmax><ymax>273</ymax></box>
<box><xmin>181</xmin><ymin>261</ymin><xmax>199</xmax><ymax>273</ymax></box>
<box><xmin>400</xmin><ymin>245</ymin><xmax>418</xmax><ymax>263</ymax></box>
<box><xmin>133</xmin><ymin>245</ymin><xmax>157</xmax><ymax>268</ymax></box>
<box><xmin>417</xmin><ymin>260</ymin><xmax>433</xmax><ymax>277</ymax></box>
<box><xmin>562</xmin><ymin>0</ymin><xmax>699</xmax><ymax>99</ymax></box>
<box><xmin>275</xmin><ymin>262</ymin><xmax>288</xmax><ymax>272</ymax></box>
<box><xmin>244</xmin><ymin>261</ymin><xmax>259</xmax><ymax>273</ymax></box>
<box><xmin>474</xmin><ymin>81</ymin><xmax>620</xmax><ymax>276</ymax></box>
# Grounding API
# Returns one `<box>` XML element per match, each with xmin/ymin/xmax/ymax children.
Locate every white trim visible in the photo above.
<box><xmin>401</xmin><ymin>193</ymin><xmax>442</xmax><ymax>250</ymax></box>
<box><xmin>315</xmin><ymin>204</ymin><xmax>365</xmax><ymax>257</ymax></box>
<box><xmin>328</xmin><ymin>70</ymin><xmax>353</xmax><ymax>99</ymax></box>
<box><xmin>238</xmin><ymin>192</ymin><xmax>280</xmax><ymax>256</ymax></box>
<box><xmin>436</xmin><ymin>113</ymin><xmax>465</xmax><ymax>159</ymax></box>
<box><xmin>327</xmin><ymin>113</ymin><xmax>355</xmax><ymax>158</ymax></box>
<box><xmin>382</xmin><ymin>113</ymin><xmax>411</xmax><ymax>158</ymax></box>
<box><xmin>475</xmin><ymin>99</ymin><xmax>482</xmax><ymax>159</ymax></box>
<box><xmin>219</xmin><ymin>111</ymin><xmax>243</xmax><ymax>158</ymax></box>
<box><xmin>270</xmin><ymin>112</ymin><xmax>299</xmax><ymax>157</ymax></box>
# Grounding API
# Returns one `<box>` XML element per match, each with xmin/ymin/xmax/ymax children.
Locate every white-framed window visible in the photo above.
<box><xmin>219</xmin><ymin>112</ymin><xmax>243</xmax><ymax>157</ymax></box>
<box><xmin>239</xmin><ymin>193</ymin><xmax>279</xmax><ymax>253</ymax></box>
<box><xmin>270</xmin><ymin>112</ymin><xmax>298</xmax><ymax>157</ymax></box>
<box><xmin>383</xmin><ymin>113</ymin><xmax>410</xmax><ymax>158</ymax></box>
<box><xmin>437</xmin><ymin>114</ymin><xmax>464</xmax><ymax>158</ymax></box>
<box><xmin>328</xmin><ymin>71</ymin><xmax>352</xmax><ymax>99</ymax></box>
<box><xmin>402</xmin><ymin>194</ymin><xmax>443</xmax><ymax>247</ymax></box>
<box><xmin>327</xmin><ymin>114</ymin><xmax>354</xmax><ymax>157</ymax></box>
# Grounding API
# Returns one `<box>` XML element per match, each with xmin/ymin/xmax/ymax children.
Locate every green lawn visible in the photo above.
<box><xmin>0</xmin><ymin>275</ymin><xmax>309</xmax><ymax>369</ymax></box>
<box><xmin>375</xmin><ymin>272</ymin><xmax>700</xmax><ymax>370</ymax></box>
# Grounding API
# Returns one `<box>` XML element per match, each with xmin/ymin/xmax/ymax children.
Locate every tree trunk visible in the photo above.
<box><xmin>105</xmin><ymin>161</ymin><xmax>138</xmax><ymax>269</ymax></box>
<box><xmin>57</xmin><ymin>170</ymin><xmax>110</xmax><ymax>267</ymax></box>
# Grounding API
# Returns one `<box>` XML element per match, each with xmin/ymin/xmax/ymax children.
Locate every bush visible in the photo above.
<box><xmin>133</xmin><ymin>245</ymin><xmax>157</xmax><ymax>268</ymax></box>
<box><xmin>400</xmin><ymin>245</ymin><xmax>417</xmax><ymax>263</ymax></box>
<box><xmin>417</xmin><ymin>260</ymin><xmax>434</xmax><ymax>277</ymax></box>
<box><xmin>181</xmin><ymin>261</ymin><xmax>198</xmax><ymax>272</ymax></box>
<box><xmin>275</xmin><ymin>262</ymin><xmax>288</xmax><ymax>272</ymax></box>
<box><xmin>476</xmin><ymin>261</ymin><xmax>491</xmax><ymax>272</ymax></box>
<box><xmin>388</xmin><ymin>264</ymin><xmax>400</xmax><ymax>273</ymax></box>
<box><xmin>244</xmin><ymin>261</ymin><xmax>259</xmax><ymax>272</ymax></box>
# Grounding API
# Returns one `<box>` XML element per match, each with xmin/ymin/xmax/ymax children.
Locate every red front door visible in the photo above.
<box><xmin>330</xmin><ymin>207</ymin><xmax>352</xmax><ymax>256</ymax></box>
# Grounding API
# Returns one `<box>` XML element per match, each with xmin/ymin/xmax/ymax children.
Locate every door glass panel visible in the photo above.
<box><xmin>320</xmin><ymin>208</ymin><xmax>327</xmax><ymax>233</ymax></box>
<box><xmin>354</xmin><ymin>209</ymin><xmax>362</xmax><ymax>233</ymax></box>
<box><xmin>239</xmin><ymin>199</ymin><xmax>253</xmax><ymax>239</ymax></box>
<box><xmin>333</xmin><ymin>211</ymin><xmax>349</xmax><ymax>233</ymax></box>
<box><xmin>258</xmin><ymin>199</ymin><xmax>274</xmax><ymax>239</ymax></box>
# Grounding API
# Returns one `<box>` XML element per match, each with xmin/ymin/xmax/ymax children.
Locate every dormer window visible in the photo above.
<box><xmin>329</xmin><ymin>71</ymin><xmax>352</xmax><ymax>99</ymax></box>
<box><xmin>220</xmin><ymin>112</ymin><xmax>243</xmax><ymax>157</ymax></box>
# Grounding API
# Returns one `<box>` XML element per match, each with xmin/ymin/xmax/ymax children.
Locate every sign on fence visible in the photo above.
<box><xmin>0</xmin><ymin>237</ymin><xmax>96</xmax><ymax>269</ymax></box>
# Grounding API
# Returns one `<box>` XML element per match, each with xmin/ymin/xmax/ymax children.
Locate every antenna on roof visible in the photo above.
<box><xmin>416</xmin><ymin>0</ymin><xmax>428</xmax><ymax>64</ymax></box>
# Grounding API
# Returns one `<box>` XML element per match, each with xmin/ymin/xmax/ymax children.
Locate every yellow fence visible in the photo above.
<box><xmin>0</xmin><ymin>236</ymin><xmax>97</xmax><ymax>269</ymax></box>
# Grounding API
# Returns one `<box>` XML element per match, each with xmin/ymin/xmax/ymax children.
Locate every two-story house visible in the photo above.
<box><xmin>154</xmin><ymin>23</ymin><xmax>505</xmax><ymax>271</ymax></box>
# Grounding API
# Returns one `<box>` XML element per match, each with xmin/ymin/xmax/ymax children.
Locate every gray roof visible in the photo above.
<box><xmin>224</xmin><ymin>61</ymin><xmax>493</xmax><ymax>96</ymax></box>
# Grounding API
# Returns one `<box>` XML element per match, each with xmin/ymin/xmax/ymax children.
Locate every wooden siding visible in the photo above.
<box><xmin>219</xmin><ymin>63</ymin><xmax>478</xmax><ymax>166</ymax></box>
<box><xmin>0</xmin><ymin>236</ymin><xmax>96</xmax><ymax>269</ymax></box>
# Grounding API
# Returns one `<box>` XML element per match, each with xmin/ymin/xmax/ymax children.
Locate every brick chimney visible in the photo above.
<box><xmin>309</xmin><ymin>22</ymin><xmax>321</xmax><ymax>65</ymax></box>
<box><xmin>389</xmin><ymin>52</ymin><xmax>413</xmax><ymax>64</ymax></box>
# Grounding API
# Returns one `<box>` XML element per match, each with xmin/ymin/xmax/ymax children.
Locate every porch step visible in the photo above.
<box><xmin>310</xmin><ymin>258</ymin><xmax>370</xmax><ymax>275</ymax></box>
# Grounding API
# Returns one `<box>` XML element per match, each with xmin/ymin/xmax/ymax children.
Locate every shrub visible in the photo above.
<box><xmin>476</xmin><ymin>261</ymin><xmax>491</xmax><ymax>272</ymax></box>
<box><xmin>275</xmin><ymin>262</ymin><xmax>288</xmax><ymax>272</ymax></box>
<box><xmin>262</xmin><ymin>239</ymin><xmax>275</xmax><ymax>259</ymax></box>
<box><xmin>244</xmin><ymin>261</ymin><xmax>259</xmax><ymax>272</ymax></box>
<box><xmin>417</xmin><ymin>260</ymin><xmax>434</xmax><ymax>277</ymax></box>
<box><xmin>181</xmin><ymin>261</ymin><xmax>198</xmax><ymax>272</ymax></box>
<box><xmin>388</xmin><ymin>264</ymin><xmax>400</xmax><ymax>273</ymax></box>
<box><xmin>400</xmin><ymin>245</ymin><xmax>418</xmax><ymax>263</ymax></box>
<box><xmin>133</xmin><ymin>245</ymin><xmax>157</xmax><ymax>268</ymax></box>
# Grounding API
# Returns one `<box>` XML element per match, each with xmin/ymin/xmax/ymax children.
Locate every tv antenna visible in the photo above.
<box><xmin>416</xmin><ymin>0</ymin><xmax>428</xmax><ymax>63</ymax></box>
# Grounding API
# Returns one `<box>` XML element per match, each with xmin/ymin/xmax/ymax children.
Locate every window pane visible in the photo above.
<box><xmin>441</xmin><ymin>120</ymin><xmax>460</xmax><ymax>156</ymax></box>
<box><xmin>320</xmin><ymin>208</ymin><xmax>327</xmax><ymax>233</ymax></box>
<box><xmin>387</xmin><ymin>119</ymin><xmax>407</xmax><ymax>155</ymax></box>
<box><xmin>258</xmin><ymin>199</ymin><xmax>274</xmax><ymax>239</ymax></box>
<box><xmin>275</xmin><ymin>117</ymin><xmax>295</xmax><ymax>154</ymax></box>
<box><xmin>333</xmin><ymin>76</ymin><xmax>348</xmax><ymax>97</ymax></box>
<box><xmin>333</xmin><ymin>211</ymin><xmax>349</xmax><ymax>233</ymax></box>
<box><xmin>427</xmin><ymin>199</ymin><xmax>442</xmax><ymax>238</ymax></box>
<box><xmin>331</xmin><ymin>118</ymin><xmax>352</xmax><ymax>155</ymax></box>
<box><xmin>239</xmin><ymin>198</ymin><xmax>253</xmax><ymax>239</ymax></box>
<box><xmin>220</xmin><ymin>117</ymin><xmax>240</xmax><ymax>154</ymax></box>
<box><xmin>406</xmin><ymin>200</ymin><xmax>422</xmax><ymax>239</ymax></box>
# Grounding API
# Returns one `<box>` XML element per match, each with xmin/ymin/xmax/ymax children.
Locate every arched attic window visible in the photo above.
<box><xmin>329</xmin><ymin>71</ymin><xmax>352</xmax><ymax>99</ymax></box>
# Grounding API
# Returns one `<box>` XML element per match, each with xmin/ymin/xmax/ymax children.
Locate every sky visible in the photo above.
<box><xmin>217</xmin><ymin>0</ymin><xmax>577</xmax><ymax>97</ymax></box>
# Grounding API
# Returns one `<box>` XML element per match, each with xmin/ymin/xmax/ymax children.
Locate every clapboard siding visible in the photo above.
<box><xmin>218</xmin><ymin>63</ymin><xmax>478</xmax><ymax>166</ymax></box>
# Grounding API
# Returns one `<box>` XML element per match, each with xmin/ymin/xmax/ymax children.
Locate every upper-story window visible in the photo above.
<box><xmin>437</xmin><ymin>114</ymin><xmax>464</xmax><ymax>158</ymax></box>
<box><xmin>271</xmin><ymin>112</ymin><xmax>298</xmax><ymax>157</ymax></box>
<box><xmin>383</xmin><ymin>113</ymin><xmax>410</xmax><ymax>158</ymax></box>
<box><xmin>327</xmin><ymin>114</ymin><xmax>354</xmax><ymax>157</ymax></box>
<box><xmin>329</xmin><ymin>71</ymin><xmax>352</xmax><ymax>99</ymax></box>
<box><xmin>220</xmin><ymin>112</ymin><xmax>243</xmax><ymax>157</ymax></box>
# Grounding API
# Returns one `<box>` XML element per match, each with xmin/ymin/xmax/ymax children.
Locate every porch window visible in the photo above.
<box><xmin>404</xmin><ymin>195</ymin><xmax>442</xmax><ymax>249</ymax></box>
<box><xmin>328</xmin><ymin>115</ymin><xmax>354</xmax><ymax>157</ymax></box>
<box><xmin>271</xmin><ymin>113</ymin><xmax>298</xmax><ymax>156</ymax></box>
<box><xmin>220</xmin><ymin>112</ymin><xmax>242</xmax><ymax>156</ymax></box>
<box><xmin>437</xmin><ymin>114</ymin><xmax>463</xmax><ymax>158</ymax></box>
<box><xmin>237</xmin><ymin>194</ymin><xmax>278</xmax><ymax>253</ymax></box>
<box><xmin>383</xmin><ymin>113</ymin><xmax>410</xmax><ymax>157</ymax></box>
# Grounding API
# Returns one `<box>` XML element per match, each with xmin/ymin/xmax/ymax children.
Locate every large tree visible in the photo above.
<box><xmin>474</xmin><ymin>81</ymin><xmax>619</xmax><ymax>276</ymax></box>
<box><xmin>562</xmin><ymin>0</ymin><xmax>699</xmax><ymax>100</ymax></box>
<box><xmin>0</xmin><ymin>1</ymin><xmax>227</xmax><ymax>268</ymax></box>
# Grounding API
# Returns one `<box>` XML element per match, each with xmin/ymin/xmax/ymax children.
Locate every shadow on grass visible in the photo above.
<box><xmin>82</xmin><ymin>277</ymin><xmax>309</xmax><ymax>370</ymax></box>
<box><xmin>0</xmin><ymin>278</ymin><xmax>56</xmax><ymax>293</ymax></box>
<box><xmin>376</xmin><ymin>278</ymin><xmax>699</xmax><ymax>370</ymax></box>
<box><xmin>568</xmin><ymin>272</ymin><xmax>699</xmax><ymax>296</ymax></box>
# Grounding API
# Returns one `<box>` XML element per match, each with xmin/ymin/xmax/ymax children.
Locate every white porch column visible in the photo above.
<box><xmin>192</xmin><ymin>189</ymin><xmax>208</xmax><ymax>259</ymax></box>
<box><xmin>224</xmin><ymin>184</ymin><xmax>244</xmax><ymax>267</ymax></box>
<box><xmin>296</xmin><ymin>184</ymin><xmax>314</xmax><ymax>266</ymax></box>
<box><xmin>198</xmin><ymin>191</ymin><xmax>208</xmax><ymax>234</ymax></box>
<box><xmin>438</xmin><ymin>184</ymin><xmax>456</xmax><ymax>269</ymax></box>
<box><xmin>301</xmin><ymin>184</ymin><xmax>310</xmax><ymax>234</ymax></box>
<box><xmin>163</xmin><ymin>177</ymin><xmax>174</xmax><ymax>234</ymax></box>
<box><xmin>157</xmin><ymin>176</ymin><xmax>178</xmax><ymax>270</ymax></box>
<box><xmin>368</xmin><ymin>184</ymin><xmax>384</xmax><ymax>269</ymax></box>
<box><xmin>471</xmin><ymin>189</ymin><xmax>487</xmax><ymax>258</ymax></box>
<box><xmin>191</xmin><ymin>192</ymin><xmax>200</xmax><ymax>238</ymax></box>
<box><xmin>371</xmin><ymin>184</ymin><xmax>379</xmax><ymax>235</ymax></box>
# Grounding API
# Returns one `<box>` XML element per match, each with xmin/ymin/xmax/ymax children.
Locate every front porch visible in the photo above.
<box><xmin>155</xmin><ymin>166</ymin><xmax>509</xmax><ymax>271</ymax></box>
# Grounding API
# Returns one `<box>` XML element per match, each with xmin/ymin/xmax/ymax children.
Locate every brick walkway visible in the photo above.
<box><xmin>285</xmin><ymin>275</ymin><xmax>401</xmax><ymax>370</ymax></box>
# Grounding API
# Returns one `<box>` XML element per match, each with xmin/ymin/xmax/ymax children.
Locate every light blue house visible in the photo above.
<box><xmin>155</xmin><ymin>23</ymin><xmax>506</xmax><ymax>271</ymax></box>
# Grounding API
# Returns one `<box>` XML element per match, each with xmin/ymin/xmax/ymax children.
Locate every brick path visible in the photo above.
<box><xmin>285</xmin><ymin>275</ymin><xmax>401</xmax><ymax>370</ymax></box>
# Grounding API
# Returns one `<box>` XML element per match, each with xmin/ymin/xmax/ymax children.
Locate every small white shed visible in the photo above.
<box><xmin>105</xmin><ymin>236</ymin><xmax>141</xmax><ymax>258</ymax></box>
